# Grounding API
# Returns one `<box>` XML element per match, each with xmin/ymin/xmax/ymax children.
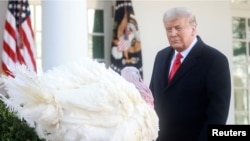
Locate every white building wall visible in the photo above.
<box><xmin>133</xmin><ymin>0</ymin><xmax>232</xmax><ymax>85</ymax></box>
<box><xmin>132</xmin><ymin>0</ymin><xmax>234</xmax><ymax>124</ymax></box>
<box><xmin>0</xmin><ymin>0</ymin><xmax>234</xmax><ymax>124</ymax></box>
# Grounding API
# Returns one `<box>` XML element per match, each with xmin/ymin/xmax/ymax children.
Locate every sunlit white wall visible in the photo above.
<box><xmin>132</xmin><ymin>0</ymin><xmax>233</xmax><ymax>124</ymax></box>
<box><xmin>0</xmin><ymin>0</ymin><xmax>234</xmax><ymax>124</ymax></box>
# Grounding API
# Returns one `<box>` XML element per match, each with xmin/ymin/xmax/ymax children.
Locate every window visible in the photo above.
<box><xmin>88</xmin><ymin>9</ymin><xmax>105</xmax><ymax>63</ymax></box>
<box><xmin>231</xmin><ymin>0</ymin><xmax>250</xmax><ymax>4</ymax></box>
<box><xmin>232</xmin><ymin>16</ymin><xmax>250</xmax><ymax>124</ymax></box>
<box><xmin>29</xmin><ymin>1</ymin><xmax>42</xmax><ymax>75</ymax></box>
<box><xmin>87</xmin><ymin>0</ymin><xmax>112</xmax><ymax>66</ymax></box>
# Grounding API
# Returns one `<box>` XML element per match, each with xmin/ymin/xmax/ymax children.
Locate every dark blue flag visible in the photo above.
<box><xmin>110</xmin><ymin>0</ymin><xmax>143</xmax><ymax>78</ymax></box>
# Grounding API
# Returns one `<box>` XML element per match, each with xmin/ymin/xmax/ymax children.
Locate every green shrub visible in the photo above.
<box><xmin>0</xmin><ymin>101</ymin><xmax>44</xmax><ymax>141</ymax></box>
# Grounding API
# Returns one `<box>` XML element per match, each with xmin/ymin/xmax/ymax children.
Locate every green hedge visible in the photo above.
<box><xmin>0</xmin><ymin>101</ymin><xmax>44</xmax><ymax>141</ymax></box>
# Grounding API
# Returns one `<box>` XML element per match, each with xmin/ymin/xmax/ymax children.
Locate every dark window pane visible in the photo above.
<box><xmin>233</xmin><ymin>65</ymin><xmax>247</xmax><ymax>87</ymax></box>
<box><xmin>235</xmin><ymin>113</ymin><xmax>249</xmax><ymax>124</ymax></box>
<box><xmin>248</xmin><ymin>18</ymin><xmax>250</xmax><ymax>39</ymax></box>
<box><xmin>234</xmin><ymin>89</ymin><xmax>248</xmax><ymax>111</ymax></box>
<box><xmin>233</xmin><ymin>41</ymin><xmax>246</xmax><ymax>64</ymax></box>
<box><xmin>93</xmin><ymin>10</ymin><xmax>104</xmax><ymax>33</ymax></box>
<box><xmin>233</xmin><ymin>17</ymin><xmax>246</xmax><ymax>39</ymax></box>
<box><xmin>248</xmin><ymin>42</ymin><xmax>250</xmax><ymax>56</ymax></box>
<box><xmin>92</xmin><ymin>35</ymin><xmax>104</xmax><ymax>59</ymax></box>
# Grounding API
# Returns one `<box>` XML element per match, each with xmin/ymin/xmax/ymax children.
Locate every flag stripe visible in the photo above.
<box><xmin>20</xmin><ymin>19</ymin><xmax>37</xmax><ymax>71</ymax></box>
<box><xmin>2</xmin><ymin>62</ymin><xmax>12</xmax><ymax>77</ymax></box>
<box><xmin>2</xmin><ymin>18</ymin><xmax>16</xmax><ymax>66</ymax></box>
<box><xmin>3</xmin><ymin>41</ymin><xmax>15</xmax><ymax>64</ymax></box>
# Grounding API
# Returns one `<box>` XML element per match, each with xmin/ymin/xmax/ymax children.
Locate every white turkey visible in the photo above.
<box><xmin>0</xmin><ymin>58</ymin><xmax>159</xmax><ymax>141</ymax></box>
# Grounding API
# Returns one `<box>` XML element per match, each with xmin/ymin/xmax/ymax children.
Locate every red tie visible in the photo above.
<box><xmin>168</xmin><ymin>52</ymin><xmax>182</xmax><ymax>82</ymax></box>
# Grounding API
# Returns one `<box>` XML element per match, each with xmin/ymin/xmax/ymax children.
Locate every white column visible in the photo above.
<box><xmin>42</xmin><ymin>0</ymin><xmax>88</xmax><ymax>71</ymax></box>
<box><xmin>0</xmin><ymin>1</ymin><xmax>8</xmax><ymax>65</ymax></box>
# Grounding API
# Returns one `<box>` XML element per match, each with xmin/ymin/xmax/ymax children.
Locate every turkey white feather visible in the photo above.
<box><xmin>0</xmin><ymin>58</ymin><xmax>159</xmax><ymax>141</ymax></box>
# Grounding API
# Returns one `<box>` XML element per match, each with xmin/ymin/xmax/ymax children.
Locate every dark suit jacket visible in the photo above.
<box><xmin>149</xmin><ymin>36</ymin><xmax>231</xmax><ymax>141</ymax></box>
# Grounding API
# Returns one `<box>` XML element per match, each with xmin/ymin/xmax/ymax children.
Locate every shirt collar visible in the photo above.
<box><xmin>174</xmin><ymin>37</ymin><xmax>197</xmax><ymax>60</ymax></box>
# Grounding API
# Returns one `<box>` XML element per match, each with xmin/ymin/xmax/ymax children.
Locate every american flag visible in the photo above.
<box><xmin>2</xmin><ymin>0</ymin><xmax>37</xmax><ymax>76</ymax></box>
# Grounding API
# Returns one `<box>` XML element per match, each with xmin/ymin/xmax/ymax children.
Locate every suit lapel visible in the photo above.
<box><xmin>167</xmin><ymin>40</ymin><xmax>202</xmax><ymax>87</ymax></box>
<box><xmin>159</xmin><ymin>48</ymin><xmax>174</xmax><ymax>89</ymax></box>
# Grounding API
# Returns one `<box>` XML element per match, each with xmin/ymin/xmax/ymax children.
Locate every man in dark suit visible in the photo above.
<box><xmin>149</xmin><ymin>7</ymin><xmax>231</xmax><ymax>141</ymax></box>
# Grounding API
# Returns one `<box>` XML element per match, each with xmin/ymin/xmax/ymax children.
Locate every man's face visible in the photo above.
<box><xmin>164</xmin><ymin>17</ymin><xmax>196</xmax><ymax>52</ymax></box>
